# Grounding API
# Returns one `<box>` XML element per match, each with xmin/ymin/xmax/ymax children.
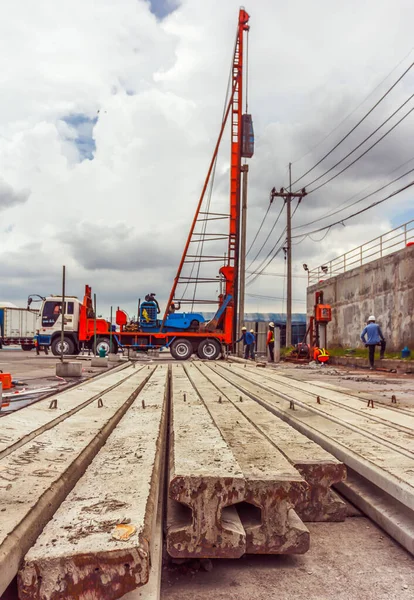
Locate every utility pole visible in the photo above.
<box><xmin>238</xmin><ymin>164</ymin><xmax>249</xmax><ymax>355</ymax></box>
<box><xmin>270</xmin><ymin>164</ymin><xmax>306</xmax><ymax>347</ymax></box>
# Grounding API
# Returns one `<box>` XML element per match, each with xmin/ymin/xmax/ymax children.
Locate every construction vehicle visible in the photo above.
<box><xmin>0</xmin><ymin>304</ymin><xmax>38</xmax><ymax>351</ymax></box>
<box><xmin>32</xmin><ymin>8</ymin><xmax>253</xmax><ymax>361</ymax></box>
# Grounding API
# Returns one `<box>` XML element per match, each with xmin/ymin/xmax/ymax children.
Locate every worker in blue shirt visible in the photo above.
<box><xmin>360</xmin><ymin>315</ymin><xmax>386</xmax><ymax>369</ymax></box>
<box><xmin>236</xmin><ymin>326</ymin><xmax>255</xmax><ymax>359</ymax></box>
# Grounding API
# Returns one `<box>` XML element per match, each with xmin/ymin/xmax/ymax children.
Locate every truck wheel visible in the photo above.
<box><xmin>51</xmin><ymin>337</ymin><xmax>75</xmax><ymax>356</ymax></box>
<box><xmin>170</xmin><ymin>338</ymin><xmax>193</xmax><ymax>361</ymax></box>
<box><xmin>197</xmin><ymin>339</ymin><xmax>221</xmax><ymax>360</ymax></box>
<box><xmin>21</xmin><ymin>344</ymin><xmax>34</xmax><ymax>351</ymax></box>
<box><xmin>93</xmin><ymin>337</ymin><xmax>112</xmax><ymax>356</ymax></box>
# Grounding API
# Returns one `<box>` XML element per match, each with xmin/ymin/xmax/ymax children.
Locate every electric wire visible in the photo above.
<box><xmin>290</xmin><ymin>59</ymin><xmax>414</xmax><ymax>188</ymax></box>
<box><xmin>304</xmin><ymin>105</ymin><xmax>414</xmax><ymax>195</ymax></box>
<box><xmin>300</xmin><ymin>94</ymin><xmax>414</xmax><ymax>192</ymax></box>
<box><xmin>292</xmin><ymin>163</ymin><xmax>414</xmax><ymax>231</ymax></box>
<box><xmin>246</xmin><ymin>202</ymin><xmax>285</xmax><ymax>270</ymax></box>
<box><xmin>291</xmin><ymin>48</ymin><xmax>414</xmax><ymax>165</ymax></box>
<box><xmin>291</xmin><ymin>180</ymin><xmax>414</xmax><ymax>240</ymax></box>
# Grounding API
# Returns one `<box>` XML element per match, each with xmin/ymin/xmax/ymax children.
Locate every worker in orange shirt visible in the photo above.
<box><xmin>266</xmin><ymin>322</ymin><xmax>275</xmax><ymax>362</ymax></box>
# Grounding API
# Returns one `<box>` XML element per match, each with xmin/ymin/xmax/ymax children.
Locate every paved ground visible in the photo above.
<box><xmin>162</xmin><ymin>517</ymin><xmax>414</xmax><ymax>600</ymax></box>
<box><xmin>0</xmin><ymin>348</ymin><xmax>115</xmax><ymax>414</ymax></box>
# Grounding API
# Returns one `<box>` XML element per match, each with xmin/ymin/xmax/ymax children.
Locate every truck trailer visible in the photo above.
<box><xmin>0</xmin><ymin>306</ymin><xmax>38</xmax><ymax>351</ymax></box>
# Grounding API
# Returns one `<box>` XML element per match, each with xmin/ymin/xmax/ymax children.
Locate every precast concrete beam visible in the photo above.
<box><xmin>167</xmin><ymin>365</ymin><xmax>246</xmax><ymax>559</ymax></box>
<box><xmin>18</xmin><ymin>366</ymin><xmax>168</xmax><ymax>600</ymax></box>
<box><xmin>0</xmin><ymin>367</ymin><xmax>156</xmax><ymax>596</ymax></box>
<box><xmin>216</xmin><ymin>364</ymin><xmax>414</xmax><ymax>514</ymax></box>
<box><xmin>186</xmin><ymin>365</ymin><xmax>310</xmax><ymax>554</ymax></box>
<box><xmin>0</xmin><ymin>364</ymin><xmax>138</xmax><ymax>460</ymax></box>
<box><xmin>211</xmin><ymin>363</ymin><xmax>347</xmax><ymax>522</ymax></box>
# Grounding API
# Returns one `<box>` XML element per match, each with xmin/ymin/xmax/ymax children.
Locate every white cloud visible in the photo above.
<box><xmin>0</xmin><ymin>0</ymin><xmax>413</xmax><ymax>317</ymax></box>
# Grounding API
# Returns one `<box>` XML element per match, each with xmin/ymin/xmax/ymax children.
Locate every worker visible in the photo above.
<box><xmin>249</xmin><ymin>329</ymin><xmax>256</xmax><ymax>360</ymax></box>
<box><xmin>313</xmin><ymin>347</ymin><xmax>329</xmax><ymax>364</ymax></box>
<box><xmin>236</xmin><ymin>326</ymin><xmax>255</xmax><ymax>359</ymax></box>
<box><xmin>145</xmin><ymin>293</ymin><xmax>160</xmax><ymax>314</ymax></box>
<box><xmin>360</xmin><ymin>315</ymin><xmax>386</xmax><ymax>370</ymax></box>
<box><xmin>266</xmin><ymin>322</ymin><xmax>275</xmax><ymax>362</ymax></box>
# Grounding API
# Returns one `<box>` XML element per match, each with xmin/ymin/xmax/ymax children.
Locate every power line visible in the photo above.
<box><xmin>305</xmin><ymin>105</ymin><xmax>414</xmax><ymax>195</ymax></box>
<box><xmin>291</xmin><ymin>180</ymin><xmax>414</xmax><ymax>240</ymax></box>
<box><xmin>291</xmin><ymin>60</ymin><xmax>414</xmax><ymax>188</ymax></box>
<box><xmin>301</xmin><ymin>94</ymin><xmax>413</xmax><ymax>192</ymax></box>
<box><xmin>291</xmin><ymin>48</ymin><xmax>414</xmax><ymax>165</ymax></box>
<box><xmin>245</xmin><ymin>203</ymin><xmax>272</xmax><ymax>257</ymax></box>
<box><xmin>292</xmin><ymin>163</ymin><xmax>414</xmax><ymax>231</ymax></box>
<box><xmin>246</xmin><ymin>270</ymin><xmax>307</xmax><ymax>279</ymax></box>
<box><xmin>246</xmin><ymin>202</ymin><xmax>285</xmax><ymax>269</ymax></box>
<box><xmin>246</xmin><ymin>293</ymin><xmax>305</xmax><ymax>302</ymax></box>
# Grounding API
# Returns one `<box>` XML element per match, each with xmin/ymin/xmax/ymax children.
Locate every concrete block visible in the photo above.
<box><xmin>167</xmin><ymin>365</ymin><xmax>246</xmax><ymax>559</ymax></box>
<box><xmin>56</xmin><ymin>361</ymin><xmax>83</xmax><ymax>377</ymax></box>
<box><xmin>187</xmin><ymin>365</ymin><xmax>310</xmax><ymax>554</ymax></box>
<box><xmin>91</xmin><ymin>357</ymin><xmax>108</xmax><ymax>368</ymax></box>
<box><xmin>108</xmin><ymin>353</ymin><xmax>122</xmax><ymax>362</ymax></box>
<box><xmin>18</xmin><ymin>366</ymin><xmax>168</xmax><ymax>600</ymax></box>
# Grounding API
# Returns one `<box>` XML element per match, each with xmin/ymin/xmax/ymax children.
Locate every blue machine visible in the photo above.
<box><xmin>139</xmin><ymin>299</ymin><xmax>205</xmax><ymax>333</ymax></box>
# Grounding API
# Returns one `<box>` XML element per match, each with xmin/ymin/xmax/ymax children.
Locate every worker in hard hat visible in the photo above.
<box><xmin>249</xmin><ymin>329</ymin><xmax>256</xmax><ymax>360</ymax></box>
<box><xmin>236</xmin><ymin>326</ymin><xmax>255</xmax><ymax>359</ymax></box>
<box><xmin>267</xmin><ymin>322</ymin><xmax>275</xmax><ymax>362</ymax></box>
<box><xmin>360</xmin><ymin>315</ymin><xmax>386</xmax><ymax>370</ymax></box>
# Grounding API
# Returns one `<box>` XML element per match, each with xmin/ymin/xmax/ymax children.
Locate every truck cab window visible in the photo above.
<box><xmin>42</xmin><ymin>302</ymin><xmax>62</xmax><ymax>327</ymax></box>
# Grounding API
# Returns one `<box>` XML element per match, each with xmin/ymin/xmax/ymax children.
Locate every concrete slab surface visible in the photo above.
<box><xmin>167</xmin><ymin>364</ymin><xmax>246</xmax><ymax>559</ymax></box>
<box><xmin>18</xmin><ymin>366</ymin><xmax>168</xmax><ymax>600</ymax></box>
<box><xmin>205</xmin><ymin>363</ymin><xmax>347</xmax><ymax>522</ymax></box>
<box><xmin>0</xmin><ymin>365</ymin><xmax>138</xmax><ymax>459</ymax></box>
<box><xmin>0</xmin><ymin>367</ymin><xmax>155</xmax><ymax>595</ymax></box>
<box><xmin>185</xmin><ymin>364</ymin><xmax>309</xmax><ymax>554</ymax></box>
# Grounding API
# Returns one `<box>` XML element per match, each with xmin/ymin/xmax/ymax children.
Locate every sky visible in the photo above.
<box><xmin>0</xmin><ymin>0</ymin><xmax>413</xmax><ymax>319</ymax></box>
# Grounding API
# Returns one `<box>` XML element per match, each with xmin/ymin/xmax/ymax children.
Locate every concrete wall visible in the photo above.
<box><xmin>307</xmin><ymin>245</ymin><xmax>414</xmax><ymax>351</ymax></box>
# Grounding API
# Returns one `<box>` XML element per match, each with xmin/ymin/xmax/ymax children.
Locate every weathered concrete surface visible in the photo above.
<box><xmin>90</xmin><ymin>357</ymin><xmax>109</xmax><ymax>368</ymax></box>
<box><xmin>205</xmin><ymin>363</ymin><xmax>347</xmax><ymax>522</ymax></box>
<box><xmin>0</xmin><ymin>365</ymin><xmax>139</xmax><ymax>459</ymax></box>
<box><xmin>167</xmin><ymin>364</ymin><xmax>246</xmax><ymax>559</ymax></box>
<box><xmin>307</xmin><ymin>244</ymin><xmax>414</xmax><ymax>351</ymax></box>
<box><xmin>55</xmin><ymin>361</ymin><xmax>83</xmax><ymax>377</ymax></box>
<box><xmin>220</xmin><ymin>365</ymin><xmax>414</xmax><ymax>515</ymax></box>
<box><xmin>18</xmin><ymin>366</ymin><xmax>168</xmax><ymax>600</ymax></box>
<box><xmin>185</xmin><ymin>365</ymin><xmax>309</xmax><ymax>554</ymax></box>
<box><xmin>231</xmin><ymin>365</ymin><xmax>414</xmax><ymax>433</ymax></box>
<box><xmin>328</xmin><ymin>355</ymin><xmax>414</xmax><ymax>373</ymax></box>
<box><xmin>336</xmin><ymin>468</ymin><xmax>414</xmax><ymax>555</ymax></box>
<box><xmin>0</xmin><ymin>367</ymin><xmax>155</xmax><ymax>596</ymax></box>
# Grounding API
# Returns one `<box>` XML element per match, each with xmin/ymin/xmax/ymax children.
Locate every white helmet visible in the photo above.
<box><xmin>242</xmin><ymin>326</ymin><xmax>247</xmax><ymax>330</ymax></box>
<box><xmin>368</xmin><ymin>315</ymin><xmax>376</xmax><ymax>322</ymax></box>
<box><xmin>250</xmin><ymin>329</ymin><xmax>255</xmax><ymax>333</ymax></box>
<box><xmin>269</xmin><ymin>322</ymin><xmax>275</xmax><ymax>327</ymax></box>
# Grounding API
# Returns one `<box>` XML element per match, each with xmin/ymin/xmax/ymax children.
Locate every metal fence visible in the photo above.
<box><xmin>308</xmin><ymin>219</ymin><xmax>414</xmax><ymax>286</ymax></box>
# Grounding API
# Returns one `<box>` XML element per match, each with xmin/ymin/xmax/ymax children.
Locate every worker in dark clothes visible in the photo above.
<box><xmin>360</xmin><ymin>315</ymin><xmax>386</xmax><ymax>370</ymax></box>
<box><xmin>267</xmin><ymin>321</ymin><xmax>275</xmax><ymax>362</ymax></box>
<box><xmin>249</xmin><ymin>329</ymin><xmax>256</xmax><ymax>360</ymax></box>
<box><xmin>236</xmin><ymin>326</ymin><xmax>255</xmax><ymax>359</ymax></box>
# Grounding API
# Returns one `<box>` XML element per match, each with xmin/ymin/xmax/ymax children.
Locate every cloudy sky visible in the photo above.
<box><xmin>0</xmin><ymin>0</ymin><xmax>413</xmax><ymax>318</ymax></box>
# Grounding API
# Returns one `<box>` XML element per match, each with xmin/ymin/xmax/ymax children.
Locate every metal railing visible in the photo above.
<box><xmin>308</xmin><ymin>219</ymin><xmax>414</xmax><ymax>285</ymax></box>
